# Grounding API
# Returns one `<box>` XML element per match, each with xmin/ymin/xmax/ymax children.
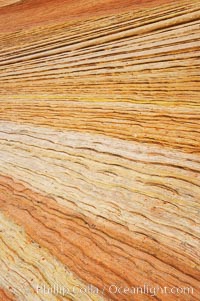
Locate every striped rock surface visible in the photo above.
<box><xmin>0</xmin><ymin>0</ymin><xmax>200</xmax><ymax>300</ymax></box>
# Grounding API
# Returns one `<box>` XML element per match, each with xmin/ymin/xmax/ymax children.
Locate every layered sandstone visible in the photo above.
<box><xmin>0</xmin><ymin>0</ymin><xmax>199</xmax><ymax>300</ymax></box>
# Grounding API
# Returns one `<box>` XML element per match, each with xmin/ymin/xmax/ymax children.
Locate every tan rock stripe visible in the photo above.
<box><xmin>1</xmin><ymin>22</ymin><xmax>198</xmax><ymax>70</ymax></box>
<box><xmin>0</xmin><ymin>101</ymin><xmax>199</xmax><ymax>153</ymax></box>
<box><xmin>0</xmin><ymin>175</ymin><xmax>199</xmax><ymax>300</ymax></box>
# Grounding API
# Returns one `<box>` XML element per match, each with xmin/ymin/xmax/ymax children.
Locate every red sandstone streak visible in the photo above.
<box><xmin>0</xmin><ymin>288</ymin><xmax>16</xmax><ymax>301</ymax></box>
<box><xmin>0</xmin><ymin>174</ymin><xmax>199</xmax><ymax>301</ymax></box>
<box><xmin>0</xmin><ymin>0</ymin><xmax>177</xmax><ymax>33</ymax></box>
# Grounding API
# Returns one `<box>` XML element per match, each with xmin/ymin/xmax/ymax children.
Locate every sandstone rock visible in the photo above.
<box><xmin>0</xmin><ymin>0</ymin><xmax>199</xmax><ymax>300</ymax></box>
